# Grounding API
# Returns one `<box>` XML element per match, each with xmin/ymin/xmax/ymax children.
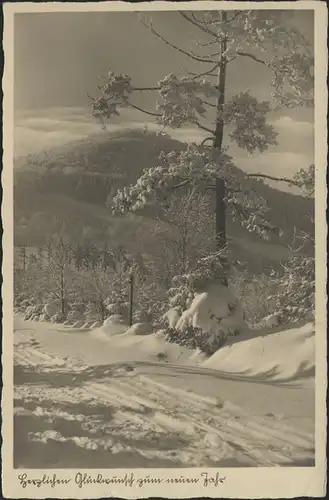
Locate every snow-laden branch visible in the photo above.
<box><xmin>249</xmin><ymin>166</ymin><xmax>315</xmax><ymax>197</ymax></box>
<box><xmin>236</xmin><ymin>51</ymin><xmax>270</xmax><ymax>68</ymax></box>
<box><xmin>128</xmin><ymin>101</ymin><xmax>162</xmax><ymax>117</ymax></box>
<box><xmin>247</xmin><ymin>173</ymin><xmax>300</xmax><ymax>188</ymax></box>
<box><xmin>111</xmin><ymin>145</ymin><xmax>233</xmax><ymax>215</ymax></box>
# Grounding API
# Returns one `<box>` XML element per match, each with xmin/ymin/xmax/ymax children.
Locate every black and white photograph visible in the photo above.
<box><xmin>1</xmin><ymin>1</ymin><xmax>327</xmax><ymax>498</ymax></box>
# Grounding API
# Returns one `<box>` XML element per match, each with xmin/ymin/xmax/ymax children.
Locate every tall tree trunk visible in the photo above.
<box><xmin>213</xmin><ymin>11</ymin><xmax>228</xmax><ymax>252</ymax></box>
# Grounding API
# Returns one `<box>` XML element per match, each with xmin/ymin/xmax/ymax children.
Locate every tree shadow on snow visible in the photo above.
<box><xmin>14</xmin><ymin>363</ymin><xmax>128</xmax><ymax>388</ymax></box>
<box><xmin>115</xmin><ymin>361</ymin><xmax>314</xmax><ymax>388</ymax></box>
<box><xmin>14</xmin><ymin>397</ymin><xmax>191</xmax><ymax>469</ymax></box>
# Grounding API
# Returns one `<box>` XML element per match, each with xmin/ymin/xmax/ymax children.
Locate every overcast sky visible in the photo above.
<box><xmin>13</xmin><ymin>9</ymin><xmax>314</xmax><ymax>190</ymax></box>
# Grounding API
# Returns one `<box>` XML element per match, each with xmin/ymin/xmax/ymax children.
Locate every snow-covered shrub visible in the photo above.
<box><xmin>106</xmin><ymin>302</ymin><xmax>122</xmax><ymax>315</ymax></box>
<box><xmin>270</xmin><ymin>254</ymin><xmax>315</xmax><ymax>323</ymax></box>
<box><xmin>165</xmin><ymin>325</ymin><xmax>227</xmax><ymax>356</ymax></box>
<box><xmin>168</xmin><ymin>247</ymin><xmax>229</xmax><ymax>296</ymax></box>
<box><xmin>230</xmin><ymin>247</ymin><xmax>314</xmax><ymax>327</ymax></box>
<box><xmin>14</xmin><ymin>265</ymin><xmax>49</xmax><ymax>308</ymax></box>
<box><xmin>130</xmin><ymin>278</ymin><xmax>167</xmax><ymax>324</ymax></box>
<box><xmin>73</xmin><ymin>264</ymin><xmax>129</xmax><ymax>321</ymax></box>
<box><xmin>176</xmin><ymin>282</ymin><xmax>245</xmax><ymax>337</ymax></box>
<box><xmin>50</xmin><ymin>313</ymin><xmax>64</xmax><ymax>323</ymax></box>
<box><xmin>125</xmin><ymin>322</ymin><xmax>154</xmax><ymax>336</ymax></box>
<box><xmin>230</xmin><ymin>269</ymin><xmax>280</xmax><ymax>327</ymax></box>
<box><xmin>43</xmin><ymin>300</ymin><xmax>62</xmax><ymax>319</ymax></box>
<box><xmin>161</xmin><ymin>306</ymin><xmax>182</xmax><ymax>329</ymax></box>
<box><xmin>84</xmin><ymin>301</ymin><xmax>100</xmax><ymax>321</ymax></box>
<box><xmin>162</xmin><ymin>248</ymin><xmax>228</xmax><ymax>318</ymax></box>
<box><xmin>261</xmin><ymin>313</ymin><xmax>282</xmax><ymax>328</ymax></box>
<box><xmin>67</xmin><ymin>309</ymin><xmax>85</xmax><ymax>322</ymax></box>
<box><xmin>167</xmin><ymin>284</ymin><xmax>192</xmax><ymax>309</ymax></box>
<box><xmin>151</xmin><ymin>191</ymin><xmax>214</xmax><ymax>281</ymax></box>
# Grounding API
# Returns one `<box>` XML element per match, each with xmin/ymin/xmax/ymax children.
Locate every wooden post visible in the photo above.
<box><xmin>215</xmin><ymin>177</ymin><xmax>226</xmax><ymax>251</ymax></box>
<box><xmin>20</xmin><ymin>245</ymin><xmax>26</xmax><ymax>271</ymax></box>
<box><xmin>128</xmin><ymin>273</ymin><xmax>134</xmax><ymax>327</ymax></box>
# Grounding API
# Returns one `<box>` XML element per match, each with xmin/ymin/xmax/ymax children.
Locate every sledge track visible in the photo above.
<box><xmin>14</xmin><ymin>346</ymin><xmax>59</xmax><ymax>366</ymax></box>
<box><xmin>83</xmin><ymin>375</ymin><xmax>314</xmax><ymax>467</ymax></box>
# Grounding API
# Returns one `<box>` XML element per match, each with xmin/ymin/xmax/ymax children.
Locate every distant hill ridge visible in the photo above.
<box><xmin>14</xmin><ymin>129</ymin><xmax>314</xmax><ymax>270</ymax></box>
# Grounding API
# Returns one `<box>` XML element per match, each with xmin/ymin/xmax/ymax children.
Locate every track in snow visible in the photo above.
<box><xmin>14</xmin><ymin>341</ymin><xmax>315</xmax><ymax>468</ymax></box>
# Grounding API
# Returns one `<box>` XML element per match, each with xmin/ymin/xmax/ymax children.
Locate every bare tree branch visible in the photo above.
<box><xmin>226</xmin><ymin>56</ymin><xmax>237</xmax><ymax>64</ymax></box>
<box><xmin>195</xmin><ymin>38</ymin><xmax>218</xmax><ymax>48</ymax></box>
<box><xmin>191</xmin><ymin>12</ymin><xmax>224</xmax><ymax>38</ymax></box>
<box><xmin>170</xmin><ymin>179</ymin><xmax>191</xmax><ymax>190</ymax></box>
<box><xmin>186</xmin><ymin>69</ymin><xmax>218</xmax><ymax>78</ymax></box>
<box><xmin>194</xmin><ymin>121</ymin><xmax>215</xmax><ymax>134</ymax></box>
<box><xmin>189</xmin><ymin>62</ymin><xmax>220</xmax><ymax>80</ymax></box>
<box><xmin>201</xmin><ymin>99</ymin><xmax>217</xmax><ymax>108</ymax></box>
<box><xmin>150</xmin><ymin>24</ymin><xmax>215</xmax><ymax>64</ymax></box>
<box><xmin>201</xmin><ymin>136</ymin><xmax>215</xmax><ymax>145</ymax></box>
<box><xmin>133</xmin><ymin>86</ymin><xmax>160</xmax><ymax>91</ymax></box>
<box><xmin>227</xmin><ymin>11</ymin><xmax>244</xmax><ymax>23</ymax></box>
<box><xmin>140</xmin><ymin>18</ymin><xmax>218</xmax><ymax>64</ymax></box>
<box><xmin>179</xmin><ymin>11</ymin><xmax>220</xmax><ymax>41</ymax></box>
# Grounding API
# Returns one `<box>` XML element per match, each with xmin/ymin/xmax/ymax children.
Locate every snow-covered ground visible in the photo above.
<box><xmin>14</xmin><ymin>316</ymin><xmax>315</xmax><ymax>468</ymax></box>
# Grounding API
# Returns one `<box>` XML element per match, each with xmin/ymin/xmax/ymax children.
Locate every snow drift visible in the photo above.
<box><xmin>88</xmin><ymin>315</ymin><xmax>315</xmax><ymax>382</ymax></box>
<box><xmin>202</xmin><ymin>322</ymin><xmax>315</xmax><ymax>383</ymax></box>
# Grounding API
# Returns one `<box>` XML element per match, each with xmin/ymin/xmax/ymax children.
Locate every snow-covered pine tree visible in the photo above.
<box><xmin>89</xmin><ymin>10</ymin><xmax>314</xmax><ymax>339</ymax></box>
<box><xmin>90</xmin><ymin>10</ymin><xmax>313</xmax><ymax>254</ymax></box>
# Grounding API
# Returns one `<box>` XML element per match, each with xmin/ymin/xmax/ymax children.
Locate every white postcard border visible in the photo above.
<box><xmin>2</xmin><ymin>2</ymin><xmax>327</xmax><ymax>498</ymax></box>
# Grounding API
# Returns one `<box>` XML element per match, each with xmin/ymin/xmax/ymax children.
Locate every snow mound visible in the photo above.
<box><xmin>202</xmin><ymin>322</ymin><xmax>315</xmax><ymax>382</ymax></box>
<box><xmin>104</xmin><ymin>314</ymin><xmax>126</xmax><ymax>325</ymax></box>
<box><xmin>124</xmin><ymin>323</ymin><xmax>154</xmax><ymax>336</ymax></box>
<box><xmin>90</xmin><ymin>322</ymin><xmax>129</xmax><ymax>339</ymax></box>
<box><xmin>88</xmin><ymin>324</ymin><xmax>201</xmax><ymax>364</ymax></box>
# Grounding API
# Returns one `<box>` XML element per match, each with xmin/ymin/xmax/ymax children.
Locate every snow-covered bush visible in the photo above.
<box><xmin>230</xmin><ymin>248</ymin><xmax>314</xmax><ymax>327</ymax></box>
<box><xmin>72</xmin><ymin>263</ymin><xmax>130</xmax><ymax>321</ymax></box>
<box><xmin>270</xmin><ymin>254</ymin><xmax>315</xmax><ymax>323</ymax></box>
<box><xmin>161</xmin><ymin>306</ymin><xmax>182</xmax><ymax>329</ymax></box>
<box><xmin>165</xmin><ymin>325</ymin><xmax>227</xmax><ymax>356</ymax></box>
<box><xmin>167</xmin><ymin>284</ymin><xmax>192</xmax><ymax>309</ymax></box>
<box><xmin>132</xmin><ymin>280</ymin><xmax>167</xmax><ymax>323</ymax></box>
<box><xmin>230</xmin><ymin>269</ymin><xmax>280</xmax><ymax>327</ymax></box>
<box><xmin>176</xmin><ymin>281</ymin><xmax>245</xmax><ymax>337</ymax></box>
<box><xmin>151</xmin><ymin>191</ymin><xmax>214</xmax><ymax>280</ymax></box>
